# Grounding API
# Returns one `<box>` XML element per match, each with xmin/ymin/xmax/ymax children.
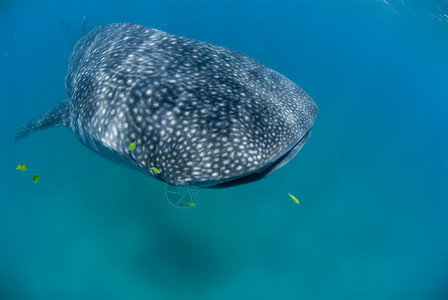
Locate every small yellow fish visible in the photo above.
<box><xmin>32</xmin><ymin>174</ymin><xmax>40</xmax><ymax>183</ymax></box>
<box><xmin>16</xmin><ymin>164</ymin><xmax>29</xmax><ymax>171</ymax></box>
<box><xmin>127</xmin><ymin>142</ymin><xmax>136</xmax><ymax>151</ymax></box>
<box><xmin>184</xmin><ymin>201</ymin><xmax>195</xmax><ymax>207</ymax></box>
<box><xmin>289</xmin><ymin>193</ymin><xmax>299</xmax><ymax>205</ymax></box>
<box><xmin>150</xmin><ymin>167</ymin><xmax>160</xmax><ymax>174</ymax></box>
<box><xmin>317</xmin><ymin>132</ymin><xmax>323</xmax><ymax>137</ymax></box>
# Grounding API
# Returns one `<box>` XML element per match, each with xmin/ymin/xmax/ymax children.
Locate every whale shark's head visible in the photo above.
<box><xmin>90</xmin><ymin>63</ymin><xmax>318</xmax><ymax>188</ymax></box>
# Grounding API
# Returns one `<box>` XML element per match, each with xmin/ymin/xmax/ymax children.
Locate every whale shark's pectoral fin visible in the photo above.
<box><xmin>15</xmin><ymin>99</ymin><xmax>70</xmax><ymax>142</ymax></box>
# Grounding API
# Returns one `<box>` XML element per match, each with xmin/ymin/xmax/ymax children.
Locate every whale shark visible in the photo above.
<box><xmin>15</xmin><ymin>23</ymin><xmax>318</xmax><ymax>188</ymax></box>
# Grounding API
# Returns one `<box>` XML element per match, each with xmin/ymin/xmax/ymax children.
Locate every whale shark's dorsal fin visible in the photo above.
<box><xmin>15</xmin><ymin>100</ymin><xmax>70</xmax><ymax>142</ymax></box>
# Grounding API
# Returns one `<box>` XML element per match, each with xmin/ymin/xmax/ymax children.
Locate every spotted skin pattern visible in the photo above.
<box><xmin>15</xmin><ymin>23</ymin><xmax>318</xmax><ymax>188</ymax></box>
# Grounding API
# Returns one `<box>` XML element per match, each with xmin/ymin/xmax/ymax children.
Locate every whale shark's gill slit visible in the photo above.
<box><xmin>15</xmin><ymin>100</ymin><xmax>71</xmax><ymax>142</ymax></box>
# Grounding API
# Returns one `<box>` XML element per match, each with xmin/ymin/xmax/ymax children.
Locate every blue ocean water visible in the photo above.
<box><xmin>1</xmin><ymin>0</ymin><xmax>448</xmax><ymax>299</ymax></box>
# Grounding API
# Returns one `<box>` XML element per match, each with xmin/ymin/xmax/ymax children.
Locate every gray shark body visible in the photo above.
<box><xmin>16</xmin><ymin>23</ymin><xmax>318</xmax><ymax>188</ymax></box>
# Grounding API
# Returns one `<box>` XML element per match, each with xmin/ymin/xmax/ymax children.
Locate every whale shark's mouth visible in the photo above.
<box><xmin>193</xmin><ymin>129</ymin><xmax>312</xmax><ymax>188</ymax></box>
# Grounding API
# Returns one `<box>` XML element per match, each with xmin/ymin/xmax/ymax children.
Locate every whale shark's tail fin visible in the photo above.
<box><xmin>15</xmin><ymin>100</ymin><xmax>70</xmax><ymax>142</ymax></box>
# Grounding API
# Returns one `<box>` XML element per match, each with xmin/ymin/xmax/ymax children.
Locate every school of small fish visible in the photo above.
<box><xmin>16</xmin><ymin>163</ymin><xmax>40</xmax><ymax>183</ymax></box>
<box><xmin>16</xmin><ymin>163</ymin><xmax>302</xmax><ymax>207</ymax></box>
